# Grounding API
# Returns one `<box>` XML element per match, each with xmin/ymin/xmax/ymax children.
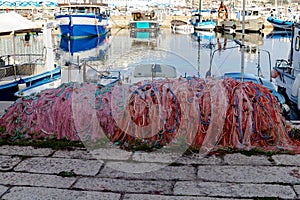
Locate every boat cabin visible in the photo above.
<box><xmin>56</xmin><ymin>5</ymin><xmax>110</xmax><ymax>18</ymax></box>
<box><xmin>273</xmin><ymin>22</ymin><xmax>300</xmax><ymax>114</ymax></box>
<box><xmin>131</xmin><ymin>11</ymin><xmax>157</xmax><ymax>21</ymax></box>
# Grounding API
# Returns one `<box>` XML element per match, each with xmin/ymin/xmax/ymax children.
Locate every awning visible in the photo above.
<box><xmin>0</xmin><ymin>12</ymin><xmax>41</xmax><ymax>35</ymax></box>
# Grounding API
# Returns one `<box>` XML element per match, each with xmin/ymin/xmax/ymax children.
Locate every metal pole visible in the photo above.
<box><xmin>13</xmin><ymin>31</ymin><xmax>17</xmax><ymax>80</ymax></box>
<box><xmin>241</xmin><ymin>0</ymin><xmax>245</xmax><ymax>82</ymax></box>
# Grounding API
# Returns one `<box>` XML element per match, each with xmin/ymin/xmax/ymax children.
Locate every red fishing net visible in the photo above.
<box><xmin>1</xmin><ymin>77</ymin><xmax>300</xmax><ymax>153</ymax></box>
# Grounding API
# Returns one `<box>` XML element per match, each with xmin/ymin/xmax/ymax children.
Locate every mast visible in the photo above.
<box><xmin>241</xmin><ymin>0</ymin><xmax>245</xmax><ymax>82</ymax></box>
<box><xmin>198</xmin><ymin>0</ymin><xmax>202</xmax><ymax>22</ymax></box>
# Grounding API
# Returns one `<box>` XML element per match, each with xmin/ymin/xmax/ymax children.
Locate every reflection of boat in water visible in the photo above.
<box><xmin>59</xmin><ymin>34</ymin><xmax>110</xmax><ymax>63</ymax></box>
<box><xmin>192</xmin><ymin>30</ymin><xmax>216</xmax><ymax>41</ymax></box>
<box><xmin>130</xmin><ymin>29</ymin><xmax>160</xmax><ymax>47</ymax></box>
<box><xmin>55</xmin><ymin>4</ymin><xmax>111</xmax><ymax>38</ymax></box>
<box><xmin>266</xmin><ymin>30</ymin><xmax>292</xmax><ymax>39</ymax></box>
<box><xmin>234</xmin><ymin>32</ymin><xmax>264</xmax><ymax>54</ymax></box>
<box><xmin>170</xmin><ymin>19</ymin><xmax>194</xmax><ymax>35</ymax></box>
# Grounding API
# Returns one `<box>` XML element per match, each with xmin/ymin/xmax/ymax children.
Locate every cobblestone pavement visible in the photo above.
<box><xmin>0</xmin><ymin>145</ymin><xmax>298</xmax><ymax>200</ymax></box>
<box><xmin>1</xmin><ymin>102</ymin><xmax>300</xmax><ymax>200</ymax></box>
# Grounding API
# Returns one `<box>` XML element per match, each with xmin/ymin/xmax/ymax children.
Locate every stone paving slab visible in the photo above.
<box><xmin>123</xmin><ymin>194</ymin><xmax>236</xmax><ymax>200</ymax></box>
<box><xmin>53</xmin><ymin>148</ymin><xmax>132</xmax><ymax>161</ymax></box>
<box><xmin>1</xmin><ymin>186</ymin><xmax>121</xmax><ymax>200</ymax></box>
<box><xmin>0</xmin><ymin>145</ymin><xmax>54</xmax><ymax>157</ymax></box>
<box><xmin>0</xmin><ymin>185</ymin><xmax>8</xmax><ymax>197</ymax></box>
<box><xmin>197</xmin><ymin>165</ymin><xmax>300</xmax><ymax>184</ymax></box>
<box><xmin>98</xmin><ymin>162</ymin><xmax>196</xmax><ymax>180</ymax></box>
<box><xmin>223</xmin><ymin>153</ymin><xmax>272</xmax><ymax>166</ymax></box>
<box><xmin>0</xmin><ymin>172</ymin><xmax>76</xmax><ymax>188</ymax></box>
<box><xmin>176</xmin><ymin>155</ymin><xmax>222</xmax><ymax>165</ymax></box>
<box><xmin>14</xmin><ymin>157</ymin><xmax>103</xmax><ymax>176</ymax></box>
<box><xmin>132</xmin><ymin>152</ymin><xmax>182</xmax><ymax>164</ymax></box>
<box><xmin>293</xmin><ymin>185</ymin><xmax>300</xmax><ymax>197</ymax></box>
<box><xmin>272</xmin><ymin>154</ymin><xmax>300</xmax><ymax>166</ymax></box>
<box><xmin>52</xmin><ymin>149</ymin><xmax>96</xmax><ymax>160</ymax></box>
<box><xmin>0</xmin><ymin>155</ymin><xmax>21</xmax><ymax>171</ymax></box>
<box><xmin>90</xmin><ymin>148</ymin><xmax>133</xmax><ymax>160</ymax></box>
<box><xmin>0</xmin><ymin>144</ymin><xmax>300</xmax><ymax>199</ymax></box>
<box><xmin>174</xmin><ymin>181</ymin><xmax>296</xmax><ymax>199</ymax></box>
<box><xmin>74</xmin><ymin>177</ymin><xmax>174</xmax><ymax>194</ymax></box>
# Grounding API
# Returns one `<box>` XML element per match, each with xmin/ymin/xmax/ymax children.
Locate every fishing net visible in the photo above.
<box><xmin>1</xmin><ymin>77</ymin><xmax>300</xmax><ymax>153</ymax></box>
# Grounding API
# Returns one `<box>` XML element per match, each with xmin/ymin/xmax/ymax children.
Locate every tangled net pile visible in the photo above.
<box><xmin>1</xmin><ymin>77</ymin><xmax>300</xmax><ymax>153</ymax></box>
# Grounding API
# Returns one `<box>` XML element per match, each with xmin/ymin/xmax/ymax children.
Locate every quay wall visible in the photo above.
<box><xmin>110</xmin><ymin>15</ymin><xmax>274</xmax><ymax>29</ymax></box>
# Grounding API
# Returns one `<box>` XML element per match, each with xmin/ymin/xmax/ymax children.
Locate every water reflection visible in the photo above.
<box><xmin>130</xmin><ymin>29</ymin><xmax>160</xmax><ymax>48</ymax></box>
<box><xmin>57</xmin><ymin>34</ymin><xmax>110</xmax><ymax>66</ymax></box>
<box><xmin>266</xmin><ymin>30</ymin><xmax>292</xmax><ymax>40</ymax></box>
<box><xmin>52</xmin><ymin>28</ymin><xmax>291</xmax><ymax>80</ymax></box>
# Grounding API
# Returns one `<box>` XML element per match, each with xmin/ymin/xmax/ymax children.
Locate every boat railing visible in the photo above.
<box><xmin>81</xmin><ymin>60</ymin><xmax>120</xmax><ymax>84</ymax></box>
<box><xmin>0</xmin><ymin>53</ymin><xmax>44</xmax><ymax>81</ymax></box>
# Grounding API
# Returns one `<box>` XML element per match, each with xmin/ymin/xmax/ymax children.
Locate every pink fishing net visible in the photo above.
<box><xmin>1</xmin><ymin>77</ymin><xmax>300</xmax><ymax>153</ymax></box>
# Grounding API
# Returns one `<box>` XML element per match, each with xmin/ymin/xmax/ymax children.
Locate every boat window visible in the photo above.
<box><xmin>296</xmin><ymin>36</ymin><xmax>300</xmax><ymax>51</ymax></box>
<box><xmin>78</xmin><ymin>7</ymin><xmax>85</xmax><ymax>13</ymax></box>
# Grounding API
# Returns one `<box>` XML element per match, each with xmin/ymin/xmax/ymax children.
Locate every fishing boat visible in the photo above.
<box><xmin>16</xmin><ymin>34</ymin><xmax>111</xmax><ymax>97</ymax></box>
<box><xmin>0</xmin><ymin>12</ymin><xmax>60</xmax><ymax>101</ymax></box>
<box><xmin>272</xmin><ymin>22</ymin><xmax>300</xmax><ymax>118</ymax></box>
<box><xmin>189</xmin><ymin>0</ymin><xmax>216</xmax><ymax>31</ymax></box>
<box><xmin>54</xmin><ymin>4</ymin><xmax>111</xmax><ymax>38</ymax></box>
<box><xmin>129</xmin><ymin>11</ymin><xmax>160</xmax><ymax>31</ymax></box>
<box><xmin>217</xmin><ymin>5</ymin><xmax>265</xmax><ymax>33</ymax></box>
<box><xmin>170</xmin><ymin>19</ymin><xmax>194</xmax><ymax>35</ymax></box>
<box><xmin>266</xmin><ymin>3</ymin><xmax>297</xmax><ymax>31</ymax></box>
<box><xmin>266</xmin><ymin>16</ymin><xmax>293</xmax><ymax>31</ymax></box>
<box><xmin>207</xmin><ymin>5</ymin><xmax>286</xmax><ymax>110</ymax></box>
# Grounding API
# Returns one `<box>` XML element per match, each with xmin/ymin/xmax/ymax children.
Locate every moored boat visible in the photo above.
<box><xmin>170</xmin><ymin>19</ymin><xmax>194</xmax><ymax>34</ymax></box>
<box><xmin>266</xmin><ymin>16</ymin><xmax>293</xmax><ymax>30</ymax></box>
<box><xmin>55</xmin><ymin>4</ymin><xmax>111</xmax><ymax>38</ymax></box>
<box><xmin>129</xmin><ymin>11</ymin><xmax>160</xmax><ymax>31</ymax></box>
<box><xmin>216</xmin><ymin>2</ymin><xmax>264</xmax><ymax>33</ymax></box>
<box><xmin>272</xmin><ymin>22</ymin><xmax>300</xmax><ymax>118</ymax></box>
<box><xmin>190</xmin><ymin>10</ymin><xmax>216</xmax><ymax>31</ymax></box>
<box><xmin>0</xmin><ymin>13</ymin><xmax>60</xmax><ymax>101</ymax></box>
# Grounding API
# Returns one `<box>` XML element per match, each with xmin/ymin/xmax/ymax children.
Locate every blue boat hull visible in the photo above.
<box><xmin>59</xmin><ymin>24</ymin><xmax>108</xmax><ymax>38</ymax></box>
<box><xmin>267</xmin><ymin>16</ymin><xmax>292</xmax><ymax>30</ymax></box>
<box><xmin>55</xmin><ymin>14</ymin><xmax>110</xmax><ymax>38</ymax></box>
<box><xmin>0</xmin><ymin>68</ymin><xmax>61</xmax><ymax>101</ymax></box>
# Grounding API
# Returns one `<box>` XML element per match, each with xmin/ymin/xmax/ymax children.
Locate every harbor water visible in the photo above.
<box><xmin>60</xmin><ymin>28</ymin><xmax>292</xmax><ymax>79</ymax></box>
<box><xmin>0</xmin><ymin>27</ymin><xmax>292</xmax><ymax>94</ymax></box>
